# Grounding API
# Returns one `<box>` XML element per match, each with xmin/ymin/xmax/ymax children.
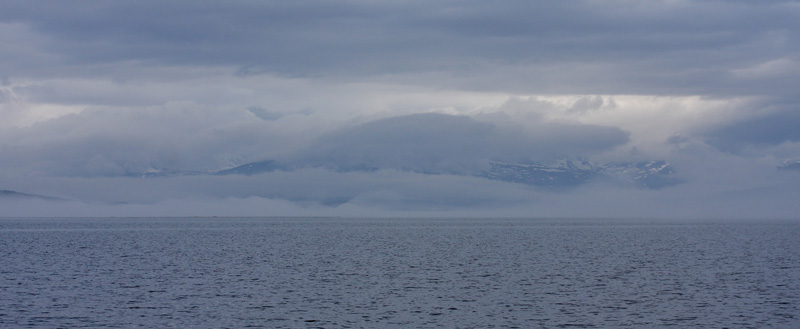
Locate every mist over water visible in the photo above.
<box><xmin>1</xmin><ymin>217</ymin><xmax>798</xmax><ymax>328</ymax></box>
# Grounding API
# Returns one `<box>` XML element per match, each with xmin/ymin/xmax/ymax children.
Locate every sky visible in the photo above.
<box><xmin>1</xmin><ymin>0</ymin><xmax>799</xmax><ymax>218</ymax></box>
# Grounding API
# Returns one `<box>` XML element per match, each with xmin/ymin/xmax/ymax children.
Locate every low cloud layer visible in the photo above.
<box><xmin>3</xmin><ymin>106</ymin><xmax>800</xmax><ymax>219</ymax></box>
<box><xmin>4</xmin><ymin>167</ymin><xmax>800</xmax><ymax>219</ymax></box>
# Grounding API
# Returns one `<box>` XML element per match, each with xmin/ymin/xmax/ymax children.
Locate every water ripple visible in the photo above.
<box><xmin>1</xmin><ymin>218</ymin><xmax>798</xmax><ymax>328</ymax></box>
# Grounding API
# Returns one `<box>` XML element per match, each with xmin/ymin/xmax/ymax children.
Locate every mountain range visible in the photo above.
<box><xmin>478</xmin><ymin>159</ymin><xmax>677</xmax><ymax>189</ymax></box>
<box><xmin>213</xmin><ymin>158</ymin><xmax>680</xmax><ymax>190</ymax></box>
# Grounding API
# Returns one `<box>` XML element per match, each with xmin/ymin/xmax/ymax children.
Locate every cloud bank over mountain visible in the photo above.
<box><xmin>2</xmin><ymin>1</ymin><xmax>800</xmax><ymax>218</ymax></box>
<box><xmin>292</xmin><ymin>113</ymin><xmax>630</xmax><ymax>173</ymax></box>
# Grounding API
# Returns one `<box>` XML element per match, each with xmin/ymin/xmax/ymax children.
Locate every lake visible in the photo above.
<box><xmin>1</xmin><ymin>217</ymin><xmax>798</xmax><ymax>328</ymax></box>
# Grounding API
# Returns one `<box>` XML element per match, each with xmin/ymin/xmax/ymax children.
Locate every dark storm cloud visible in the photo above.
<box><xmin>2</xmin><ymin>0</ymin><xmax>798</xmax><ymax>95</ymax></box>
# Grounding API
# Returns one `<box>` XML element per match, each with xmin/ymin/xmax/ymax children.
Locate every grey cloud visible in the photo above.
<box><xmin>247</xmin><ymin>106</ymin><xmax>284</xmax><ymax>121</ymax></box>
<box><xmin>3</xmin><ymin>1</ymin><xmax>800</xmax><ymax>218</ymax></box>
<box><xmin>1</xmin><ymin>1</ymin><xmax>798</xmax><ymax>95</ymax></box>
<box><xmin>292</xmin><ymin>113</ymin><xmax>629</xmax><ymax>173</ymax></box>
<box><xmin>703</xmin><ymin>100</ymin><xmax>800</xmax><ymax>153</ymax></box>
<box><xmin>568</xmin><ymin>96</ymin><xmax>606</xmax><ymax>114</ymax></box>
<box><xmin>2</xmin><ymin>106</ymin><xmax>798</xmax><ymax>218</ymax></box>
<box><xmin>666</xmin><ymin>134</ymin><xmax>691</xmax><ymax>145</ymax></box>
<box><xmin>1</xmin><ymin>109</ymin><xmax>630</xmax><ymax>185</ymax></box>
<box><xmin>0</xmin><ymin>88</ymin><xmax>11</xmax><ymax>102</ymax></box>
<box><xmin>707</xmin><ymin>114</ymin><xmax>800</xmax><ymax>153</ymax></box>
<box><xmin>0</xmin><ymin>106</ymin><xmax>310</xmax><ymax>177</ymax></box>
<box><xmin>246</xmin><ymin>106</ymin><xmax>313</xmax><ymax>122</ymax></box>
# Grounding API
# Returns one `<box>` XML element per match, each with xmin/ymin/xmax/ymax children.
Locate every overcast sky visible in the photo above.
<box><xmin>2</xmin><ymin>0</ymin><xmax>799</xmax><ymax>218</ymax></box>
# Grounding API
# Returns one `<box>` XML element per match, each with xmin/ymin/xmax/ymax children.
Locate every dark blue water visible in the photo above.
<box><xmin>1</xmin><ymin>218</ymin><xmax>798</xmax><ymax>328</ymax></box>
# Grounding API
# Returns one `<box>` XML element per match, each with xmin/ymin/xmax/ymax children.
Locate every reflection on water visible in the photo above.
<box><xmin>1</xmin><ymin>218</ymin><xmax>798</xmax><ymax>328</ymax></box>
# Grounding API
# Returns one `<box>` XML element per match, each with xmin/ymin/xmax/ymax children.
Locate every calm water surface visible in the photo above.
<box><xmin>1</xmin><ymin>217</ymin><xmax>798</xmax><ymax>328</ymax></box>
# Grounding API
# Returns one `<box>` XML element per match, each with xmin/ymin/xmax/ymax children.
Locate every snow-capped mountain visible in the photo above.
<box><xmin>778</xmin><ymin>160</ymin><xmax>800</xmax><ymax>172</ymax></box>
<box><xmin>602</xmin><ymin>161</ymin><xmax>678</xmax><ymax>189</ymax></box>
<box><xmin>478</xmin><ymin>159</ymin><xmax>678</xmax><ymax>189</ymax></box>
<box><xmin>124</xmin><ymin>168</ymin><xmax>208</xmax><ymax>178</ymax></box>
<box><xmin>213</xmin><ymin>160</ymin><xmax>285</xmax><ymax>176</ymax></box>
<box><xmin>211</xmin><ymin>158</ymin><xmax>679</xmax><ymax>190</ymax></box>
<box><xmin>478</xmin><ymin>160</ymin><xmax>602</xmax><ymax>188</ymax></box>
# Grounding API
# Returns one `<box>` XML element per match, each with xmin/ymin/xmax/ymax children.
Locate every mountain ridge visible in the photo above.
<box><xmin>1</xmin><ymin>190</ymin><xmax>66</xmax><ymax>201</ymax></box>
<box><xmin>214</xmin><ymin>158</ymin><xmax>680</xmax><ymax>190</ymax></box>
